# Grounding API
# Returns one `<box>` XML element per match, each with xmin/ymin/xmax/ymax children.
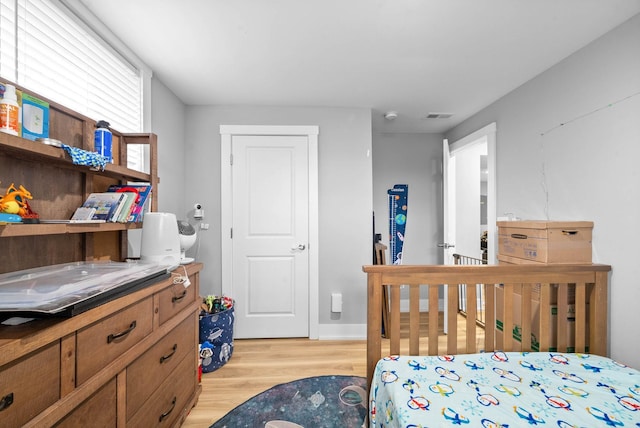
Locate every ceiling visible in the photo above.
<box><xmin>78</xmin><ymin>0</ymin><xmax>640</xmax><ymax>134</ymax></box>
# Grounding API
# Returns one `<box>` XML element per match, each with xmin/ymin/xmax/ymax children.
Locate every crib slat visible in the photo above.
<box><xmin>466</xmin><ymin>284</ymin><xmax>477</xmax><ymax>353</ymax></box>
<box><xmin>538</xmin><ymin>284</ymin><xmax>552</xmax><ymax>352</ymax></box>
<box><xmin>557</xmin><ymin>283</ymin><xmax>569</xmax><ymax>352</ymax></box>
<box><xmin>409</xmin><ymin>285</ymin><xmax>420</xmax><ymax>355</ymax></box>
<box><xmin>366</xmin><ymin>271</ymin><xmax>382</xmax><ymax>388</ymax></box>
<box><xmin>502</xmin><ymin>283</ymin><xmax>514</xmax><ymax>352</ymax></box>
<box><xmin>484</xmin><ymin>284</ymin><xmax>495</xmax><ymax>352</ymax></box>
<box><xmin>591</xmin><ymin>272</ymin><xmax>608</xmax><ymax>356</ymax></box>
<box><xmin>520</xmin><ymin>284</ymin><xmax>532</xmax><ymax>351</ymax></box>
<box><xmin>390</xmin><ymin>285</ymin><xmax>401</xmax><ymax>355</ymax></box>
<box><xmin>575</xmin><ymin>282</ymin><xmax>586</xmax><ymax>352</ymax></box>
<box><xmin>428</xmin><ymin>284</ymin><xmax>439</xmax><ymax>355</ymax></box>
<box><xmin>447</xmin><ymin>284</ymin><xmax>458</xmax><ymax>354</ymax></box>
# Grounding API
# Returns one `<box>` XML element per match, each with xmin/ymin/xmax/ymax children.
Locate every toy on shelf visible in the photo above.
<box><xmin>0</xmin><ymin>183</ymin><xmax>39</xmax><ymax>222</ymax></box>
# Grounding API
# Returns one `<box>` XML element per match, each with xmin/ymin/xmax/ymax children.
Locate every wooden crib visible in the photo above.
<box><xmin>363</xmin><ymin>263</ymin><xmax>611</xmax><ymax>387</ymax></box>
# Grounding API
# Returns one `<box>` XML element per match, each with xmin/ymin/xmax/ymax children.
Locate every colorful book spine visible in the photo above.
<box><xmin>106</xmin><ymin>184</ymin><xmax>152</xmax><ymax>222</ymax></box>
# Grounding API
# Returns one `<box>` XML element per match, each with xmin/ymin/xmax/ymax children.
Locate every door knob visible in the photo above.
<box><xmin>292</xmin><ymin>244</ymin><xmax>306</xmax><ymax>251</ymax></box>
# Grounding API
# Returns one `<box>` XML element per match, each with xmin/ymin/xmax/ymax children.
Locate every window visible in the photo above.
<box><xmin>0</xmin><ymin>0</ymin><xmax>143</xmax><ymax>134</ymax></box>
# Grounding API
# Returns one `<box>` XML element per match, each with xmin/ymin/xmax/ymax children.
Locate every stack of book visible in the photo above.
<box><xmin>71</xmin><ymin>185</ymin><xmax>152</xmax><ymax>223</ymax></box>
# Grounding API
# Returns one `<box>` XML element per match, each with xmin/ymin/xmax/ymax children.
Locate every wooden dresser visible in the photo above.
<box><xmin>0</xmin><ymin>262</ymin><xmax>202</xmax><ymax>427</ymax></box>
<box><xmin>0</xmin><ymin>80</ymin><xmax>201</xmax><ymax>427</ymax></box>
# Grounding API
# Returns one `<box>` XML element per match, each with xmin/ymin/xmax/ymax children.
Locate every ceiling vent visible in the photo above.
<box><xmin>424</xmin><ymin>113</ymin><xmax>453</xmax><ymax>119</ymax></box>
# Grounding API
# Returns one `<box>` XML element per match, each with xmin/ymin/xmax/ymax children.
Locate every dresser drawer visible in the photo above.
<box><xmin>127</xmin><ymin>353</ymin><xmax>196</xmax><ymax>427</ymax></box>
<box><xmin>158</xmin><ymin>281</ymin><xmax>196</xmax><ymax>325</ymax></box>
<box><xmin>0</xmin><ymin>342</ymin><xmax>60</xmax><ymax>427</ymax></box>
<box><xmin>54</xmin><ymin>378</ymin><xmax>116</xmax><ymax>428</ymax></box>
<box><xmin>76</xmin><ymin>297</ymin><xmax>154</xmax><ymax>385</ymax></box>
<box><xmin>126</xmin><ymin>314</ymin><xmax>196</xmax><ymax>419</ymax></box>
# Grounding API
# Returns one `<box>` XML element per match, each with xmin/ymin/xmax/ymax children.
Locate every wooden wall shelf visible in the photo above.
<box><xmin>0</xmin><ymin>79</ymin><xmax>159</xmax><ymax>273</ymax></box>
<box><xmin>0</xmin><ymin>222</ymin><xmax>142</xmax><ymax>238</ymax></box>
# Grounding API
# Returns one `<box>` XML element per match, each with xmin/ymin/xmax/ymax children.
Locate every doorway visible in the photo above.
<box><xmin>220</xmin><ymin>125</ymin><xmax>319</xmax><ymax>339</ymax></box>
<box><xmin>442</xmin><ymin>123</ymin><xmax>496</xmax><ymax>332</ymax></box>
<box><xmin>442</xmin><ymin>122</ymin><xmax>497</xmax><ymax>265</ymax></box>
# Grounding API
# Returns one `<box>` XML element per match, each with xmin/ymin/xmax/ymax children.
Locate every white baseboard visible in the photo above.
<box><xmin>318</xmin><ymin>323</ymin><xmax>367</xmax><ymax>340</ymax></box>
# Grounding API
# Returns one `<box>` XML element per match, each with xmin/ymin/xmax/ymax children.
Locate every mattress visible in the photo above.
<box><xmin>370</xmin><ymin>351</ymin><xmax>640</xmax><ymax>427</ymax></box>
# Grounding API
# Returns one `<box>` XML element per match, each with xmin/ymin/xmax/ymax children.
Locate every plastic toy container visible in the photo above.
<box><xmin>199</xmin><ymin>306</ymin><xmax>234</xmax><ymax>373</ymax></box>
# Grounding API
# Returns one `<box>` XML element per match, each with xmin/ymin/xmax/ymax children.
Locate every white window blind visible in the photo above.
<box><xmin>0</xmin><ymin>0</ymin><xmax>142</xmax><ymax>134</ymax></box>
<box><xmin>0</xmin><ymin>0</ymin><xmax>16</xmax><ymax>79</ymax></box>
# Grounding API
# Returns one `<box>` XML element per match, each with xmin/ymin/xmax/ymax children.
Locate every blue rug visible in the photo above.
<box><xmin>210</xmin><ymin>375</ymin><xmax>368</xmax><ymax>428</ymax></box>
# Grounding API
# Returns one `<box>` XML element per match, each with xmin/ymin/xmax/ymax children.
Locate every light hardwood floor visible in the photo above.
<box><xmin>182</xmin><ymin>313</ymin><xmax>483</xmax><ymax>426</ymax></box>
<box><xmin>182</xmin><ymin>338</ymin><xmax>369</xmax><ymax>426</ymax></box>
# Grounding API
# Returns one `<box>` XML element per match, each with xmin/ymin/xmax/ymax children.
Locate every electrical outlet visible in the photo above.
<box><xmin>200</xmin><ymin>223</ymin><xmax>209</xmax><ymax>230</ymax></box>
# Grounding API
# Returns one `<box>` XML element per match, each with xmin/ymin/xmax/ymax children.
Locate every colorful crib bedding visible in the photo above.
<box><xmin>370</xmin><ymin>352</ymin><xmax>640</xmax><ymax>427</ymax></box>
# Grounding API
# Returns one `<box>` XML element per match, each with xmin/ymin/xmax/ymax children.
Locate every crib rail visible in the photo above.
<box><xmin>363</xmin><ymin>263</ymin><xmax>611</xmax><ymax>387</ymax></box>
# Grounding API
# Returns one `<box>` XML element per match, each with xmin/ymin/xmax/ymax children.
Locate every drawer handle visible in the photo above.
<box><xmin>159</xmin><ymin>396</ymin><xmax>177</xmax><ymax>422</ymax></box>
<box><xmin>160</xmin><ymin>344</ymin><xmax>178</xmax><ymax>364</ymax></box>
<box><xmin>510</xmin><ymin>233</ymin><xmax>528</xmax><ymax>239</ymax></box>
<box><xmin>562</xmin><ymin>230</ymin><xmax>578</xmax><ymax>235</ymax></box>
<box><xmin>107</xmin><ymin>320</ymin><xmax>137</xmax><ymax>344</ymax></box>
<box><xmin>172</xmin><ymin>290</ymin><xmax>187</xmax><ymax>303</ymax></box>
<box><xmin>0</xmin><ymin>392</ymin><xmax>13</xmax><ymax>412</ymax></box>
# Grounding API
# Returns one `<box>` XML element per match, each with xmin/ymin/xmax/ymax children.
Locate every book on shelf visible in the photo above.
<box><xmin>80</xmin><ymin>192</ymin><xmax>126</xmax><ymax>222</ymax></box>
<box><xmin>106</xmin><ymin>184</ymin><xmax>152</xmax><ymax>222</ymax></box>
<box><xmin>114</xmin><ymin>192</ymin><xmax>137</xmax><ymax>223</ymax></box>
<box><xmin>69</xmin><ymin>206</ymin><xmax>106</xmax><ymax>223</ymax></box>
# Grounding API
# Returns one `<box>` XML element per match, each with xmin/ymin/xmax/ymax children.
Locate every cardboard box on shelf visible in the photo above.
<box><xmin>497</xmin><ymin>220</ymin><xmax>593</xmax><ymax>264</ymax></box>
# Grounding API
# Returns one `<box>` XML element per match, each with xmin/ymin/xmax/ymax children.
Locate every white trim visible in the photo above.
<box><xmin>219</xmin><ymin>125</ymin><xmax>319</xmax><ymax>137</ymax></box>
<box><xmin>450</xmin><ymin>122</ymin><xmax>496</xmax><ymax>153</ymax></box>
<box><xmin>449</xmin><ymin>122</ymin><xmax>497</xmax><ymax>264</ymax></box>
<box><xmin>318</xmin><ymin>324</ymin><xmax>367</xmax><ymax>340</ymax></box>
<box><xmin>220</xmin><ymin>125</ymin><xmax>320</xmax><ymax>339</ymax></box>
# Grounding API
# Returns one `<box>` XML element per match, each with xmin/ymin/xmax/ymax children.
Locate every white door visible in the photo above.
<box><xmin>220</xmin><ymin>126</ymin><xmax>319</xmax><ymax>339</ymax></box>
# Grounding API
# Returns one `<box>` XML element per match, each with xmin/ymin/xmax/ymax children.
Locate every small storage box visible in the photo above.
<box><xmin>497</xmin><ymin>220</ymin><xmax>593</xmax><ymax>264</ymax></box>
<box><xmin>199</xmin><ymin>307</ymin><xmax>234</xmax><ymax>373</ymax></box>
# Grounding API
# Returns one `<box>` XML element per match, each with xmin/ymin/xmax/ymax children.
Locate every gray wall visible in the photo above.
<box><xmin>128</xmin><ymin>76</ymin><xmax>187</xmax><ymax>258</ymax></box>
<box><xmin>183</xmin><ymin>106</ymin><xmax>373</xmax><ymax>335</ymax></box>
<box><xmin>146</xmin><ymin>14</ymin><xmax>640</xmax><ymax>361</ymax></box>
<box><xmin>446</xmin><ymin>14</ymin><xmax>640</xmax><ymax>367</ymax></box>
<box><xmin>372</xmin><ymin>133</ymin><xmax>444</xmax><ymax>265</ymax></box>
<box><xmin>150</xmin><ymin>76</ymin><xmax>187</xmax><ymax>217</ymax></box>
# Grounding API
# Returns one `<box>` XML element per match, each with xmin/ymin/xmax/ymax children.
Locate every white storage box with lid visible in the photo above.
<box><xmin>497</xmin><ymin>220</ymin><xmax>593</xmax><ymax>264</ymax></box>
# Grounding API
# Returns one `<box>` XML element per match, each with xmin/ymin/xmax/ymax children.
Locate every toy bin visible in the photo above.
<box><xmin>199</xmin><ymin>306</ymin><xmax>235</xmax><ymax>373</ymax></box>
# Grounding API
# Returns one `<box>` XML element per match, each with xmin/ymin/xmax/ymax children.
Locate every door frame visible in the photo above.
<box><xmin>220</xmin><ymin>125</ymin><xmax>320</xmax><ymax>339</ymax></box>
<box><xmin>444</xmin><ymin>122</ymin><xmax>497</xmax><ymax>264</ymax></box>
